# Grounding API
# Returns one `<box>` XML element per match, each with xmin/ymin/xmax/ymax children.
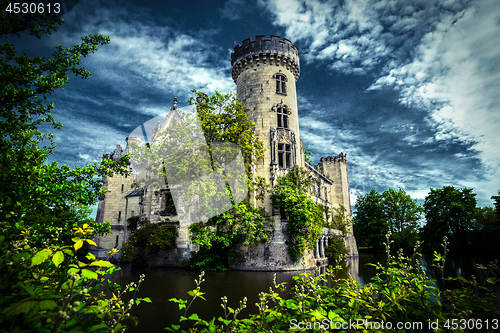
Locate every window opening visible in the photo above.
<box><xmin>275</xmin><ymin>74</ymin><xmax>286</xmax><ymax>94</ymax></box>
<box><xmin>277</xmin><ymin>107</ymin><xmax>289</xmax><ymax>129</ymax></box>
<box><xmin>278</xmin><ymin>143</ymin><xmax>292</xmax><ymax>169</ymax></box>
<box><xmin>118</xmin><ymin>211</ymin><xmax>121</xmax><ymax>222</ymax></box>
<box><xmin>121</xmin><ymin>184</ymin><xmax>124</xmax><ymax>193</ymax></box>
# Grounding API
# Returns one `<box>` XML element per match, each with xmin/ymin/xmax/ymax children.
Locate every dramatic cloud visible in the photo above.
<box><xmin>369</xmin><ymin>0</ymin><xmax>500</xmax><ymax>201</ymax></box>
<box><xmin>259</xmin><ymin>0</ymin><xmax>471</xmax><ymax>74</ymax></box>
<box><xmin>56</xmin><ymin>1</ymin><xmax>234</xmax><ymax>98</ymax></box>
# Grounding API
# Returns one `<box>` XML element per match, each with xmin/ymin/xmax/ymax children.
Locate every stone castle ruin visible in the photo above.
<box><xmin>94</xmin><ymin>35</ymin><xmax>358</xmax><ymax>270</ymax></box>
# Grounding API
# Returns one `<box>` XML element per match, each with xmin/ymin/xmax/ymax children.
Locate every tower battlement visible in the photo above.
<box><xmin>320</xmin><ymin>152</ymin><xmax>348</xmax><ymax>164</ymax></box>
<box><xmin>231</xmin><ymin>35</ymin><xmax>300</xmax><ymax>82</ymax></box>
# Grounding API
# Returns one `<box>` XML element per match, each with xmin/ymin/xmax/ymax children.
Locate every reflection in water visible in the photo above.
<box><xmin>113</xmin><ymin>254</ymin><xmax>497</xmax><ymax>332</ymax></box>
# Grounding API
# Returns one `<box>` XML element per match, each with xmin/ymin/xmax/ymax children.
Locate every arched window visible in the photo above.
<box><xmin>274</xmin><ymin>73</ymin><xmax>287</xmax><ymax>94</ymax></box>
<box><xmin>277</xmin><ymin>107</ymin><xmax>289</xmax><ymax>129</ymax></box>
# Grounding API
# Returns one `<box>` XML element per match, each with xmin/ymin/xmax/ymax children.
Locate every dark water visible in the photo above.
<box><xmin>111</xmin><ymin>254</ymin><xmax>498</xmax><ymax>332</ymax></box>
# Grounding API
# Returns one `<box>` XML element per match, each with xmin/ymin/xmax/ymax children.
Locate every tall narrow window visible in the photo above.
<box><xmin>121</xmin><ymin>184</ymin><xmax>124</xmax><ymax>193</ymax></box>
<box><xmin>275</xmin><ymin>74</ymin><xmax>286</xmax><ymax>94</ymax></box>
<box><xmin>277</xmin><ymin>107</ymin><xmax>289</xmax><ymax>129</ymax></box>
<box><xmin>118</xmin><ymin>211</ymin><xmax>121</xmax><ymax>222</ymax></box>
<box><xmin>115</xmin><ymin>235</ymin><xmax>119</xmax><ymax>245</ymax></box>
<box><xmin>278</xmin><ymin>143</ymin><xmax>292</xmax><ymax>169</ymax></box>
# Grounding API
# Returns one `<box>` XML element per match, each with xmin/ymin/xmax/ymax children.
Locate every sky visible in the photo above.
<box><xmin>12</xmin><ymin>0</ymin><xmax>500</xmax><ymax>213</ymax></box>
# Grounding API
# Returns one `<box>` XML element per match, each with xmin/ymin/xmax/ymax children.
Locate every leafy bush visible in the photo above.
<box><xmin>121</xmin><ymin>219</ymin><xmax>178</xmax><ymax>264</ymax></box>
<box><xmin>0</xmin><ymin>224</ymin><xmax>149</xmax><ymax>332</ymax></box>
<box><xmin>185</xmin><ymin>200</ymin><xmax>272</xmax><ymax>271</ymax></box>
<box><xmin>271</xmin><ymin>166</ymin><xmax>324</xmax><ymax>261</ymax></box>
<box><xmin>165</xmin><ymin>233</ymin><xmax>500</xmax><ymax>332</ymax></box>
<box><xmin>325</xmin><ymin>234</ymin><xmax>348</xmax><ymax>262</ymax></box>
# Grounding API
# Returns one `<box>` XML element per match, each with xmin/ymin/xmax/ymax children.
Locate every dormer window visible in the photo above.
<box><xmin>274</xmin><ymin>73</ymin><xmax>287</xmax><ymax>95</ymax></box>
<box><xmin>277</xmin><ymin>107</ymin><xmax>289</xmax><ymax>129</ymax></box>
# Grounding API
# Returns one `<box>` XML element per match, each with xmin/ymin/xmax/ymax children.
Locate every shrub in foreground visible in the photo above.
<box><xmin>166</xmin><ymin>233</ymin><xmax>499</xmax><ymax>332</ymax></box>
<box><xmin>0</xmin><ymin>224</ymin><xmax>150</xmax><ymax>333</ymax></box>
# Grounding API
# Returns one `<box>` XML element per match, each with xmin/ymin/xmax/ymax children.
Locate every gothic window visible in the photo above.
<box><xmin>277</xmin><ymin>107</ymin><xmax>289</xmax><ymax>129</ymax></box>
<box><xmin>278</xmin><ymin>143</ymin><xmax>292</xmax><ymax>169</ymax></box>
<box><xmin>160</xmin><ymin>190</ymin><xmax>176</xmax><ymax>215</ymax></box>
<box><xmin>275</xmin><ymin>74</ymin><xmax>287</xmax><ymax>94</ymax></box>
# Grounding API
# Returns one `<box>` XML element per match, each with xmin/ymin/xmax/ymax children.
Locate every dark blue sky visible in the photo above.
<box><xmin>17</xmin><ymin>0</ymin><xmax>500</xmax><ymax>211</ymax></box>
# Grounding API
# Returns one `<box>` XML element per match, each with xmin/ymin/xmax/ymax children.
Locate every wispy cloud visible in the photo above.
<box><xmin>259</xmin><ymin>0</ymin><xmax>470</xmax><ymax>74</ymax></box>
<box><xmin>220</xmin><ymin>0</ymin><xmax>250</xmax><ymax>21</ymax></box>
<box><xmin>56</xmin><ymin>1</ymin><xmax>234</xmax><ymax>97</ymax></box>
<box><xmin>368</xmin><ymin>0</ymin><xmax>500</xmax><ymax>200</ymax></box>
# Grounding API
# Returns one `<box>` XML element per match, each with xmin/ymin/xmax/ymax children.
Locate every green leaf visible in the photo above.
<box><xmin>74</xmin><ymin>240</ymin><xmax>84</xmax><ymax>251</ymax></box>
<box><xmin>52</xmin><ymin>251</ymin><xmax>64</xmax><ymax>267</ymax></box>
<box><xmin>88</xmin><ymin>323</ymin><xmax>109</xmax><ymax>332</ymax></box>
<box><xmin>38</xmin><ymin>300</ymin><xmax>57</xmax><ymax>311</ymax></box>
<box><xmin>89</xmin><ymin>260</ymin><xmax>114</xmax><ymax>268</ymax></box>
<box><xmin>81</xmin><ymin>269</ymin><xmax>98</xmax><ymax>280</ymax></box>
<box><xmin>4</xmin><ymin>300</ymin><xmax>38</xmax><ymax>316</ymax></box>
<box><xmin>31</xmin><ymin>249</ymin><xmax>52</xmax><ymax>267</ymax></box>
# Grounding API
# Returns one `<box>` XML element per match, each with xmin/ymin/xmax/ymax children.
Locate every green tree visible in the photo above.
<box><xmin>0</xmin><ymin>2</ymin><xmax>143</xmax><ymax>330</ymax></box>
<box><xmin>354</xmin><ymin>188</ymin><xmax>423</xmax><ymax>252</ymax></box>
<box><xmin>0</xmin><ymin>0</ymin><xmax>128</xmax><ymax>246</ymax></box>
<box><xmin>382</xmin><ymin>188</ymin><xmax>423</xmax><ymax>252</ymax></box>
<box><xmin>353</xmin><ymin>189</ymin><xmax>388</xmax><ymax>251</ymax></box>
<box><xmin>491</xmin><ymin>190</ymin><xmax>500</xmax><ymax>220</ymax></box>
<box><xmin>421</xmin><ymin>186</ymin><xmax>477</xmax><ymax>253</ymax></box>
<box><xmin>130</xmin><ymin>90</ymin><xmax>271</xmax><ymax>270</ymax></box>
<box><xmin>471</xmin><ymin>205</ymin><xmax>500</xmax><ymax>255</ymax></box>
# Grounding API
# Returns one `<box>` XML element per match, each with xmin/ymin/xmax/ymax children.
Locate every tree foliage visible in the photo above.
<box><xmin>353</xmin><ymin>189</ymin><xmax>388</xmax><ymax>252</ymax></box>
<box><xmin>421</xmin><ymin>186</ymin><xmax>477</xmax><ymax>253</ymax></box>
<box><xmin>0</xmin><ymin>0</ymin><xmax>128</xmax><ymax>246</ymax></box>
<box><xmin>271</xmin><ymin>166</ymin><xmax>324</xmax><ymax>261</ymax></box>
<box><xmin>324</xmin><ymin>234</ymin><xmax>348</xmax><ymax>262</ymax></box>
<box><xmin>330</xmin><ymin>204</ymin><xmax>350</xmax><ymax>235</ymax></box>
<box><xmin>0</xmin><ymin>3</ymin><xmax>141</xmax><ymax>330</ymax></box>
<box><xmin>121</xmin><ymin>219</ymin><xmax>178</xmax><ymax>265</ymax></box>
<box><xmin>354</xmin><ymin>188</ymin><xmax>423</xmax><ymax>252</ymax></box>
<box><xmin>0</xmin><ymin>225</ymin><xmax>149</xmax><ymax>332</ymax></box>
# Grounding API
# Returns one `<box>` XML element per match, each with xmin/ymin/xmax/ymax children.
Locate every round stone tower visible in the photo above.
<box><xmin>231</xmin><ymin>35</ymin><xmax>303</xmax><ymax>209</ymax></box>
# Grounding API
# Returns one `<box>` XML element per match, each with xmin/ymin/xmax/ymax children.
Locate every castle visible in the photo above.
<box><xmin>94</xmin><ymin>35</ymin><xmax>358</xmax><ymax>270</ymax></box>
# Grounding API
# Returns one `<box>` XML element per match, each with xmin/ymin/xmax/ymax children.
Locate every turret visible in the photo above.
<box><xmin>231</xmin><ymin>35</ymin><xmax>302</xmax><ymax>210</ymax></box>
<box><xmin>318</xmin><ymin>153</ymin><xmax>351</xmax><ymax>212</ymax></box>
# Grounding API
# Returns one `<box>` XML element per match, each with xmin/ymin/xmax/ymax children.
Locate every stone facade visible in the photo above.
<box><xmin>93</xmin><ymin>35</ymin><xmax>358</xmax><ymax>269</ymax></box>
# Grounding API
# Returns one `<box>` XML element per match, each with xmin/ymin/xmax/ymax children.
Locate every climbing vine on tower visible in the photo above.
<box><xmin>271</xmin><ymin>166</ymin><xmax>324</xmax><ymax>261</ymax></box>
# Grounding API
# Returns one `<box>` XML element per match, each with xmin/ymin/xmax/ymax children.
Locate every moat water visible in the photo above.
<box><xmin>110</xmin><ymin>253</ymin><xmax>498</xmax><ymax>332</ymax></box>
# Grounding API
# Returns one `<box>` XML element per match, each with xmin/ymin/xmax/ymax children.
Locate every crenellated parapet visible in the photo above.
<box><xmin>320</xmin><ymin>152</ymin><xmax>348</xmax><ymax>164</ymax></box>
<box><xmin>231</xmin><ymin>35</ymin><xmax>300</xmax><ymax>82</ymax></box>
